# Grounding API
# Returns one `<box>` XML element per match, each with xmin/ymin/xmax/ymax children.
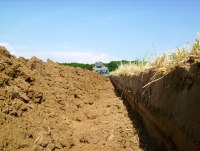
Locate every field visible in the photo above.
<box><xmin>0</xmin><ymin>46</ymin><xmax>155</xmax><ymax>151</ymax></box>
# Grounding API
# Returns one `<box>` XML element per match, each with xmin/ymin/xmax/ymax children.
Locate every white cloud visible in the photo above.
<box><xmin>0</xmin><ymin>43</ymin><xmax>32</xmax><ymax>58</ymax></box>
<box><xmin>0</xmin><ymin>43</ymin><xmax>120</xmax><ymax>64</ymax></box>
<box><xmin>0</xmin><ymin>42</ymin><xmax>13</xmax><ymax>52</ymax></box>
<box><xmin>38</xmin><ymin>51</ymin><xmax>112</xmax><ymax>64</ymax></box>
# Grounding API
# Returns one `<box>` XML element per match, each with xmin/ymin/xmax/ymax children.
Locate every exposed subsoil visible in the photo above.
<box><xmin>109</xmin><ymin>62</ymin><xmax>200</xmax><ymax>151</ymax></box>
<box><xmin>0</xmin><ymin>46</ymin><xmax>155</xmax><ymax>151</ymax></box>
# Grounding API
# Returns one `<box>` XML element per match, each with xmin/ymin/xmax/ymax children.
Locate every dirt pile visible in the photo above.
<box><xmin>0</xmin><ymin>46</ymin><xmax>155</xmax><ymax>151</ymax></box>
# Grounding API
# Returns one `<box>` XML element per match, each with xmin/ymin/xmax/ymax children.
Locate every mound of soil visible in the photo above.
<box><xmin>0</xmin><ymin>46</ymin><xmax>154</xmax><ymax>151</ymax></box>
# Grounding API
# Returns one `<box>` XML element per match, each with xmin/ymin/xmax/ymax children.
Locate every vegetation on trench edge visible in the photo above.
<box><xmin>110</xmin><ymin>33</ymin><xmax>200</xmax><ymax>81</ymax></box>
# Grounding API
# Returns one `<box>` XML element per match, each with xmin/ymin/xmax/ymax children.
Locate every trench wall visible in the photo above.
<box><xmin>109</xmin><ymin>65</ymin><xmax>200</xmax><ymax>151</ymax></box>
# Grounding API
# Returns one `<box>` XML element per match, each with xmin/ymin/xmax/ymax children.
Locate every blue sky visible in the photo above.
<box><xmin>0</xmin><ymin>1</ymin><xmax>200</xmax><ymax>64</ymax></box>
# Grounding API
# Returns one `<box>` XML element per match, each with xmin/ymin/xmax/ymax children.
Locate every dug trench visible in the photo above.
<box><xmin>0</xmin><ymin>46</ymin><xmax>156</xmax><ymax>151</ymax></box>
<box><xmin>109</xmin><ymin>63</ymin><xmax>200</xmax><ymax>151</ymax></box>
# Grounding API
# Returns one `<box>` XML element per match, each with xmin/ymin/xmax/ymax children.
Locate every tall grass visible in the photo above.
<box><xmin>110</xmin><ymin>33</ymin><xmax>200</xmax><ymax>78</ymax></box>
<box><xmin>111</xmin><ymin>51</ymin><xmax>152</xmax><ymax>76</ymax></box>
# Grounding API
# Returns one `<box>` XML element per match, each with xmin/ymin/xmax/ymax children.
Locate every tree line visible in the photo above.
<box><xmin>58</xmin><ymin>60</ymin><xmax>139</xmax><ymax>72</ymax></box>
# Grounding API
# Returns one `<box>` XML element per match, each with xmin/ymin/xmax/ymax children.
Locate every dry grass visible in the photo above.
<box><xmin>110</xmin><ymin>60</ymin><xmax>152</xmax><ymax>76</ymax></box>
<box><xmin>110</xmin><ymin>33</ymin><xmax>200</xmax><ymax>80</ymax></box>
<box><xmin>32</xmin><ymin>123</ymin><xmax>51</xmax><ymax>149</ymax></box>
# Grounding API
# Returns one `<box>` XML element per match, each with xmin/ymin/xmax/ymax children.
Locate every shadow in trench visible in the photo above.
<box><xmin>114</xmin><ymin>88</ymin><xmax>157</xmax><ymax>151</ymax></box>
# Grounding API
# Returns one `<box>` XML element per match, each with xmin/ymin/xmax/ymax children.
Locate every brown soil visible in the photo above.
<box><xmin>0</xmin><ymin>46</ymin><xmax>155</xmax><ymax>151</ymax></box>
<box><xmin>110</xmin><ymin>63</ymin><xmax>200</xmax><ymax>151</ymax></box>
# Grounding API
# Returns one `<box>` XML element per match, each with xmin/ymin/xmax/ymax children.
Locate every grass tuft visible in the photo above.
<box><xmin>110</xmin><ymin>33</ymin><xmax>200</xmax><ymax>82</ymax></box>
